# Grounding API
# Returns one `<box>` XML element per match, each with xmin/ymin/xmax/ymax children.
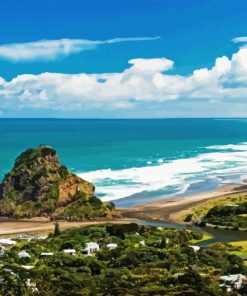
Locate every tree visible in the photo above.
<box><xmin>54</xmin><ymin>222</ymin><xmax>61</xmax><ymax>237</ymax></box>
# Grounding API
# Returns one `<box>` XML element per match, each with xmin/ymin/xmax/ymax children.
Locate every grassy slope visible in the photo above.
<box><xmin>189</xmin><ymin>233</ymin><xmax>213</xmax><ymax>244</ymax></box>
<box><xmin>171</xmin><ymin>192</ymin><xmax>247</xmax><ymax>222</ymax></box>
<box><xmin>229</xmin><ymin>241</ymin><xmax>247</xmax><ymax>257</ymax></box>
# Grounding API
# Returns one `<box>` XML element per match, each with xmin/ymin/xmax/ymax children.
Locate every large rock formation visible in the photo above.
<box><xmin>0</xmin><ymin>145</ymin><xmax>117</xmax><ymax>220</ymax></box>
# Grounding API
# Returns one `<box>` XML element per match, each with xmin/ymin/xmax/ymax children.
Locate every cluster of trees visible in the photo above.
<box><xmin>0</xmin><ymin>223</ymin><xmax>246</xmax><ymax>295</ymax></box>
<box><xmin>199</xmin><ymin>202</ymin><xmax>247</xmax><ymax>229</ymax></box>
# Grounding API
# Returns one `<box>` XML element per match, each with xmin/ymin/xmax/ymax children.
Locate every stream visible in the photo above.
<box><xmin>138</xmin><ymin>220</ymin><xmax>247</xmax><ymax>246</ymax></box>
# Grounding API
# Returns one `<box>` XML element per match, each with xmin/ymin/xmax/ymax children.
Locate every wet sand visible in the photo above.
<box><xmin>120</xmin><ymin>183</ymin><xmax>247</xmax><ymax>222</ymax></box>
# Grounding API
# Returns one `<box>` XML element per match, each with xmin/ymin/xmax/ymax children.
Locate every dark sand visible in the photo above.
<box><xmin>1</xmin><ymin>183</ymin><xmax>247</xmax><ymax>236</ymax></box>
<box><xmin>120</xmin><ymin>183</ymin><xmax>247</xmax><ymax>222</ymax></box>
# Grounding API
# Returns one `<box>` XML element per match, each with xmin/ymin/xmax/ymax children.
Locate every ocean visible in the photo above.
<box><xmin>1</xmin><ymin>118</ymin><xmax>247</xmax><ymax>207</ymax></box>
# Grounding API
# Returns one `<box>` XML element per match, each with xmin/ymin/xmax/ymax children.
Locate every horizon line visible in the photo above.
<box><xmin>0</xmin><ymin>117</ymin><xmax>246</xmax><ymax>120</ymax></box>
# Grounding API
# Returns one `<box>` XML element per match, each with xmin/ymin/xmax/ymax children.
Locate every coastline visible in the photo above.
<box><xmin>0</xmin><ymin>182</ymin><xmax>246</xmax><ymax>237</ymax></box>
<box><xmin>119</xmin><ymin>183</ymin><xmax>247</xmax><ymax>222</ymax></box>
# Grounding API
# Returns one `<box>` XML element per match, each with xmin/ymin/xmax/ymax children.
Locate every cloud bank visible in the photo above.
<box><xmin>0</xmin><ymin>37</ymin><xmax>160</xmax><ymax>62</ymax></box>
<box><xmin>1</xmin><ymin>41</ymin><xmax>247</xmax><ymax>115</ymax></box>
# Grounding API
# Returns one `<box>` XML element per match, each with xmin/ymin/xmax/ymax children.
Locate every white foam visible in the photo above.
<box><xmin>207</xmin><ymin>142</ymin><xmax>247</xmax><ymax>151</ymax></box>
<box><xmin>78</xmin><ymin>142</ymin><xmax>247</xmax><ymax>202</ymax></box>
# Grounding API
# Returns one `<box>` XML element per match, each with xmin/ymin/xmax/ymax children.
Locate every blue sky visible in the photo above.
<box><xmin>1</xmin><ymin>0</ymin><xmax>247</xmax><ymax>118</ymax></box>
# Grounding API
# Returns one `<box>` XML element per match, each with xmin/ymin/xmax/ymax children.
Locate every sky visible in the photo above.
<box><xmin>1</xmin><ymin>0</ymin><xmax>247</xmax><ymax>118</ymax></box>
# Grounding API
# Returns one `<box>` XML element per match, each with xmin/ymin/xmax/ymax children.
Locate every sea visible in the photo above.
<box><xmin>1</xmin><ymin>118</ymin><xmax>247</xmax><ymax>207</ymax></box>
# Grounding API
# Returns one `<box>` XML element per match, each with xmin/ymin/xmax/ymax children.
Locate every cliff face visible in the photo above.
<box><xmin>0</xmin><ymin>145</ymin><xmax>117</xmax><ymax>220</ymax></box>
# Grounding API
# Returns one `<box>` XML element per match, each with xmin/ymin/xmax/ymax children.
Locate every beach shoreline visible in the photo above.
<box><xmin>119</xmin><ymin>183</ymin><xmax>247</xmax><ymax>222</ymax></box>
<box><xmin>0</xmin><ymin>183</ymin><xmax>246</xmax><ymax>237</ymax></box>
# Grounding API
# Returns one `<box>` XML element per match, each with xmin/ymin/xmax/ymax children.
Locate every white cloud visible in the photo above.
<box><xmin>1</xmin><ymin>43</ymin><xmax>247</xmax><ymax>114</ymax></box>
<box><xmin>0</xmin><ymin>36</ymin><xmax>160</xmax><ymax>62</ymax></box>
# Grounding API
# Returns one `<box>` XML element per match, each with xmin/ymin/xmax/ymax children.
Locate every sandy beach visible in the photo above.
<box><xmin>120</xmin><ymin>183</ymin><xmax>247</xmax><ymax>222</ymax></box>
<box><xmin>0</xmin><ymin>218</ymin><xmax>136</xmax><ymax>237</ymax></box>
<box><xmin>0</xmin><ymin>183</ymin><xmax>247</xmax><ymax>236</ymax></box>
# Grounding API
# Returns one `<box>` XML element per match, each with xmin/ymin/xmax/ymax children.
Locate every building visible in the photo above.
<box><xmin>106</xmin><ymin>243</ymin><xmax>118</xmax><ymax>250</ymax></box>
<box><xmin>139</xmin><ymin>240</ymin><xmax>145</xmax><ymax>246</ymax></box>
<box><xmin>220</xmin><ymin>274</ymin><xmax>247</xmax><ymax>291</ymax></box>
<box><xmin>21</xmin><ymin>265</ymin><xmax>35</xmax><ymax>270</ymax></box>
<box><xmin>189</xmin><ymin>245</ymin><xmax>200</xmax><ymax>252</ymax></box>
<box><xmin>63</xmin><ymin>249</ymin><xmax>76</xmax><ymax>255</ymax></box>
<box><xmin>35</xmin><ymin>235</ymin><xmax>48</xmax><ymax>240</ymax></box>
<box><xmin>18</xmin><ymin>250</ymin><xmax>30</xmax><ymax>259</ymax></box>
<box><xmin>40</xmin><ymin>252</ymin><xmax>54</xmax><ymax>257</ymax></box>
<box><xmin>82</xmin><ymin>242</ymin><xmax>100</xmax><ymax>255</ymax></box>
<box><xmin>26</xmin><ymin>279</ymin><xmax>38</xmax><ymax>293</ymax></box>
<box><xmin>0</xmin><ymin>238</ymin><xmax>17</xmax><ymax>247</ymax></box>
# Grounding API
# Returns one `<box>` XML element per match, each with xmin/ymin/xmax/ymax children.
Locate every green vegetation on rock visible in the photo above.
<box><xmin>0</xmin><ymin>145</ymin><xmax>118</xmax><ymax>220</ymax></box>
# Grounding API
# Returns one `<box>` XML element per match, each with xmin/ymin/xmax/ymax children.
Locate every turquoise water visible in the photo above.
<box><xmin>1</xmin><ymin>118</ymin><xmax>247</xmax><ymax>206</ymax></box>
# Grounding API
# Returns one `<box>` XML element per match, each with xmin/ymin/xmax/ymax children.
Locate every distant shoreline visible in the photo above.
<box><xmin>119</xmin><ymin>183</ymin><xmax>247</xmax><ymax>223</ymax></box>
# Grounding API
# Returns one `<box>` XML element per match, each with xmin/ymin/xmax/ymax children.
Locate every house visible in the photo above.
<box><xmin>35</xmin><ymin>235</ymin><xmax>48</xmax><ymax>240</ymax></box>
<box><xmin>26</xmin><ymin>279</ymin><xmax>38</xmax><ymax>292</ymax></box>
<box><xmin>21</xmin><ymin>265</ymin><xmax>35</xmax><ymax>270</ymax></box>
<box><xmin>189</xmin><ymin>245</ymin><xmax>200</xmax><ymax>252</ymax></box>
<box><xmin>82</xmin><ymin>242</ymin><xmax>99</xmax><ymax>255</ymax></box>
<box><xmin>40</xmin><ymin>252</ymin><xmax>54</xmax><ymax>257</ymax></box>
<box><xmin>220</xmin><ymin>274</ymin><xmax>247</xmax><ymax>291</ymax></box>
<box><xmin>63</xmin><ymin>249</ymin><xmax>76</xmax><ymax>255</ymax></box>
<box><xmin>139</xmin><ymin>240</ymin><xmax>145</xmax><ymax>246</ymax></box>
<box><xmin>0</xmin><ymin>238</ymin><xmax>17</xmax><ymax>247</ymax></box>
<box><xmin>18</xmin><ymin>250</ymin><xmax>30</xmax><ymax>259</ymax></box>
<box><xmin>106</xmin><ymin>243</ymin><xmax>118</xmax><ymax>250</ymax></box>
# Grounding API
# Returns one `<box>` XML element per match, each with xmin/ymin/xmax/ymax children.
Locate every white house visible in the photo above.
<box><xmin>63</xmin><ymin>249</ymin><xmax>76</xmax><ymax>255</ymax></box>
<box><xmin>21</xmin><ymin>265</ymin><xmax>35</xmax><ymax>270</ymax></box>
<box><xmin>35</xmin><ymin>235</ymin><xmax>48</xmax><ymax>240</ymax></box>
<box><xmin>40</xmin><ymin>252</ymin><xmax>54</xmax><ymax>257</ymax></box>
<box><xmin>139</xmin><ymin>240</ymin><xmax>145</xmax><ymax>246</ymax></box>
<box><xmin>82</xmin><ymin>242</ymin><xmax>100</xmax><ymax>255</ymax></box>
<box><xmin>18</xmin><ymin>250</ymin><xmax>30</xmax><ymax>259</ymax></box>
<box><xmin>0</xmin><ymin>238</ymin><xmax>17</xmax><ymax>246</ymax></box>
<box><xmin>26</xmin><ymin>278</ymin><xmax>38</xmax><ymax>293</ymax></box>
<box><xmin>220</xmin><ymin>274</ymin><xmax>247</xmax><ymax>291</ymax></box>
<box><xmin>189</xmin><ymin>245</ymin><xmax>200</xmax><ymax>252</ymax></box>
<box><xmin>106</xmin><ymin>243</ymin><xmax>118</xmax><ymax>250</ymax></box>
